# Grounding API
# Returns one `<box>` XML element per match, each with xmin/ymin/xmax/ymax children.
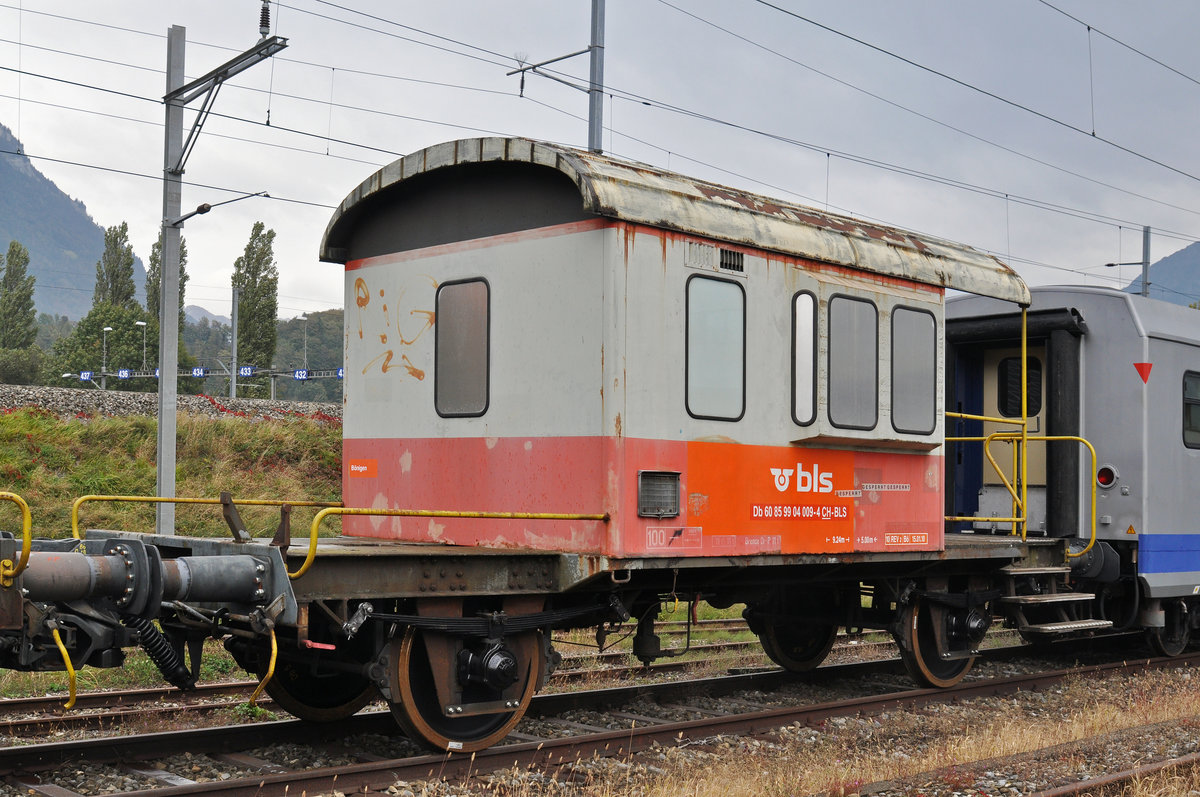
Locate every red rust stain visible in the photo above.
<box><xmin>354</xmin><ymin>278</ymin><xmax>370</xmax><ymax>339</ymax></box>
<box><xmin>379</xmin><ymin>334</ymin><xmax>388</xmax><ymax>344</ymax></box>
<box><xmin>363</xmin><ymin>349</ymin><xmax>394</xmax><ymax>374</ymax></box>
<box><xmin>400</xmin><ymin>354</ymin><xmax>425</xmax><ymax>380</ymax></box>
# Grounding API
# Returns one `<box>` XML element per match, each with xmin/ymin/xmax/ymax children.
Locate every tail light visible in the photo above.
<box><xmin>1096</xmin><ymin>465</ymin><xmax>1118</xmax><ymax>488</ymax></box>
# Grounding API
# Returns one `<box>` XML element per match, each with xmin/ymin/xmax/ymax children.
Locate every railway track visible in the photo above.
<box><xmin>0</xmin><ymin>628</ymin><xmax>906</xmax><ymax>739</ymax></box>
<box><xmin>4</xmin><ymin>644</ymin><xmax>1188</xmax><ymax>797</ymax></box>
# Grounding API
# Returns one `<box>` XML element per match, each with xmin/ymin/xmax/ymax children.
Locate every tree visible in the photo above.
<box><xmin>0</xmin><ymin>240</ymin><xmax>37</xmax><ymax>349</ymax></box>
<box><xmin>145</xmin><ymin>231</ymin><xmax>189</xmax><ymax>325</ymax></box>
<box><xmin>232</xmin><ymin>222</ymin><xmax>278</xmax><ymax>397</ymax></box>
<box><xmin>93</xmin><ymin>222</ymin><xmax>140</xmax><ymax>311</ymax></box>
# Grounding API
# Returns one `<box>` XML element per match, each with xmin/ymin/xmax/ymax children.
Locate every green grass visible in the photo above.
<box><xmin>0</xmin><ymin>407</ymin><xmax>341</xmax><ymax>539</ymax></box>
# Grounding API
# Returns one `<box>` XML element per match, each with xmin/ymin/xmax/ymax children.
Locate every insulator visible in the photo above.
<box><xmin>259</xmin><ymin>0</ymin><xmax>271</xmax><ymax>38</ymax></box>
<box><xmin>123</xmin><ymin>616</ymin><xmax>195</xmax><ymax>691</ymax></box>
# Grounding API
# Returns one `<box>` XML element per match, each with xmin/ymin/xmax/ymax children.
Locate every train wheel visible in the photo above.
<box><xmin>757</xmin><ymin>621</ymin><xmax>838</xmax><ymax>672</ymax></box>
<box><xmin>263</xmin><ymin>660</ymin><xmax>377</xmax><ymax>722</ymax></box>
<box><xmin>388</xmin><ymin>627</ymin><xmax>541</xmax><ymax>752</ymax></box>
<box><xmin>895</xmin><ymin>598</ymin><xmax>974</xmax><ymax>688</ymax></box>
<box><xmin>1147</xmin><ymin>600</ymin><xmax>1190</xmax><ymax>657</ymax></box>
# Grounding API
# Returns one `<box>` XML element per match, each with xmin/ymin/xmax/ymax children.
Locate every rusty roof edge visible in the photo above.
<box><xmin>319</xmin><ymin>137</ymin><xmax>1031</xmax><ymax>304</ymax></box>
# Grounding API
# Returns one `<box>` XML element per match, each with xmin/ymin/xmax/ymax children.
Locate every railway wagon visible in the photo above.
<box><xmin>0</xmin><ymin>138</ymin><xmax>1086</xmax><ymax>753</ymax></box>
<box><xmin>947</xmin><ymin>285</ymin><xmax>1200</xmax><ymax>656</ymax></box>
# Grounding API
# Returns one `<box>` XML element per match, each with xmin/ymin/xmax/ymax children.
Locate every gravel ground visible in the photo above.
<box><xmin>0</xmin><ymin>383</ymin><xmax>341</xmax><ymax>422</ymax></box>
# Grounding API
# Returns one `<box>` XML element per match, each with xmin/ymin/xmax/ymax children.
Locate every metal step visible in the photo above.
<box><xmin>1001</xmin><ymin>565</ymin><xmax>1070</xmax><ymax>576</ymax></box>
<box><xmin>1020</xmin><ymin>619</ymin><xmax>1113</xmax><ymax>636</ymax></box>
<box><xmin>1000</xmin><ymin>592</ymin><xmax>1096</xmax><ymax>605</ymax></box>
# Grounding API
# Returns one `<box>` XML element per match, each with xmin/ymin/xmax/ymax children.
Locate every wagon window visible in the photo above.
<box><xmin>828</xmin><ymin>296</ymin><xmax>877</xmax><ymax>430</ymax></box>
<box><xmin>793</xmin><ymin>291</ymin><xmax>816</xmax><ymax>426</ymax></box>
<box><xmin>997</xmin><ymin>356</ymin><xmax>1042</xmax><ymax>418</ymax></box>
<box><xmin>1184</xmin><ymin>372</ymin><xmax>1200</xmax><ymax>448</ymax></box>
<box><xmin>686</xmin><ymin>275</ymin><xmax>745</xmax><ymax>421</ymax></box>
<box><xmin>891</xmin><ymin>307</ymin><xmax>937</xmax><ymax>435</ymax></box>
<box><xmin>435</xmin><ymin>279</ymin><xmax>489</xmax><ymax>417</ymax></box>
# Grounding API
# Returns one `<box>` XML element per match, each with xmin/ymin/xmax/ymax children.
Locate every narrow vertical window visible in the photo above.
<box><xmin>997</xmin><ymin>356</ymin><xmax>1042</xmax><ymax>418</ymax></box>
<box><xmin>793</xmin><ymin>291</ymin><xmax>816</xmax><ymax>426</ymax></box>
<box><xmin>686</xmin><ymin>276</ymin><xmax>745</xmax><ymax>421</ymax></box>
<box><xmin>828</xmin><ymin>295</ymin><xmax>877</xmax><ymax>429</ymax></box>
<box><xmin>435</xmin><ymin>279</ymin><xmax>489</xmax><ymax>417</ymax></box>
<box><xmin>1184</xmin><ymin>372</ymin><xmax>1200</xmax><ymax>448</ymax></box>
<box><xmin>891</xmin><ymin>307</ymin><xmax>937</xmax><ymax>435</ymax></box>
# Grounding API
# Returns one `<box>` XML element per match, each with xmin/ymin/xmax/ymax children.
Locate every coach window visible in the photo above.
<box><xmin>997</xmin><ymin>356</ymin><xmax>1042</xmax><ymax>418</ymax></box>
<box><xmin>686</xmin><ymin>275</ymin><xmax>745</xmax><ymax>421</ymax></box>
<box><xmin>828</xmin><ymin>295</ymin><xmax>877</xmax><ymax>430</ymax></box>
<box><xmin>793</xmin><ymin>291</ymin><xmax>816</xmax><ymax>425</ymax></box>
<box><xmin>1184</xmin><ymin>372</ymin><xmax>1200</xmax><ymax>448</ymax></box>
<box><xmin>891</xmin><ymin>307</ymin><xmax>937</xmax><ymax>434</ymax></box>
<box><xmin>435</xmin><ymin>279</ymin><xmax>489</xmax><ymax>417</ymax></box>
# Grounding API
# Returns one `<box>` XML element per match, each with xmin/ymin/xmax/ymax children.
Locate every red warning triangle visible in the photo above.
<box><xmin>1134</xmin><ymin>362</ymin><xmax>1153</xmax><ymax>383</ymax></box>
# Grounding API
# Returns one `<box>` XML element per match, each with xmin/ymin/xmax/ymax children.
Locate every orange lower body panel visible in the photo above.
<box><xmin>342</xmin><ymin>437</ymin><xmax>943</xmax><ymax>557</ymax></box>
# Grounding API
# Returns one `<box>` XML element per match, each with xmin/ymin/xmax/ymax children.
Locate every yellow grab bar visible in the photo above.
<box><xmin>945</xmin><ymin>433</ymin><xmax>1099</xmax><ymax>557</ymax></box>
<box><xmin>71</xmin><ymin>495</ymin><xmax>341</xmax><ymax>539</ymax></box>
<box><xmin>295</xmin><ymin>507</ymin><xmax>611</xmax><ymax>580</ymax></box>
<box><xmin>51</xmin><ymin>627</ymin><xmax>77</xmax><ymax>709</ymax></box>
<box><xmin>0</xmin><ymin>491</ymin><xmax>32</xmax><ymax>584</ymax></box>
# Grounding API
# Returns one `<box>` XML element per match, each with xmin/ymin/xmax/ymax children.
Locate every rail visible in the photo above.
<box><xmin>71</xmin><ymin>494</ymin><xmax>342</xmax><ymax>540</ymax></box>
<box><xmin>297</xmin><ymin>507</ymin><xmax>611</xmax><ymax>579</ymax></box>
<box><xmin>0</xmin><ymin>491</ymin><xmax>32</xmax><ymax>585</ymax></box>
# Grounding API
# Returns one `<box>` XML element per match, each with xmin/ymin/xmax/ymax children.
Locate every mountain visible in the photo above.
<box><xmin>1124</xmin><ymin>240</ymin><xmax>1200</xmax><ymax>306</ymax></box>
<box><xmin>0</xmin><ymin>123</ymin><xmax>147</xmax><ymax>319</ymax></box>
<box><xmin>184</xmin><ymin>305</ymin><xmax>231</xmax><ymax>327</ymax></box>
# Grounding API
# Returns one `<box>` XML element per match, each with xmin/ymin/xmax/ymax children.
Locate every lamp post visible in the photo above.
<box><xmin>300</xmin><ymin>314</ymin><xmax>309</xmax><ymax>370</ymax></box>
<box><xmin>1104</xmin><ymin>225</ymin><xmax>1151</xmax><ymax>298</ymax></box>
<box><xmin>135</xmin><ymin>320</ymin><xmax>147</xmax><ymax>369</ymax></box>
<box><xmin>101</xmin><ymin>326</ymin><xmax>113</xmax><ymax>390</ymax></box>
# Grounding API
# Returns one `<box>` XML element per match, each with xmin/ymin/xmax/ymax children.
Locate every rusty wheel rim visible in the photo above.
<box><xmin>896</xmin><ymin>598</ymin><xmax>974</xmax><ymax>688</ymax></box>
<box><xmin>389</xmin><ymin>628</ymin><xmax>539</xmax><ymax>752</ymax></box>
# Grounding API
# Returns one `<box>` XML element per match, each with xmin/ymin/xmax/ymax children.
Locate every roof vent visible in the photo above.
<box><xmin>719</xmin><ymin>249</ymin><xmax>744</xmax><ymax>273</ymax></box>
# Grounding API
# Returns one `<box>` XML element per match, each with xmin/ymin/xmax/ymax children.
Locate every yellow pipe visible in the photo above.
<box><xmin>51</xmin><ymin>628</ymin><xmax>77</xmax><ymax>709</ymax></box>
<box><xmin>946</xmin><ymin>410</ymin><xmax>1024</xmax><ymax>426</ymax></box>
<box><xmin>71</xmin><ymin>494</ymin><xmax>341</xmax><ymax>539</ymax></box>
<box><xmin>1020</xmin><ymin>307</ymin><xmax>1029</xmax><ymax>541</ymax></box>
<box><xmin>248</xmin><ymin>626</ymin><xmax>277</xmax><ymax>707</ymax></box>
<box><xmin>0</xmin><ymin>492</ymin><xmax>32</xmax><ymax>583</ymax></box>
<box><xmin>295</xmin><ymin>507</ymin><xmax>611</xmax><ymax>580</ymax></box>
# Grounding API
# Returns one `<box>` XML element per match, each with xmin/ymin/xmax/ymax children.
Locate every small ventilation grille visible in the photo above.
<box><xmin>686</xmin><ymin>242</ymin><xmax>717</xmax><ymax>269</ymax></box>
<box><xmin>638</xmin><ymin>471</ymin><xmax>681</xmax><ymax>518</ymax></box>
<box><xmin>719</xmin><ymin>249</ymin><xmax>744</xmax><ymax>272</ymax></box>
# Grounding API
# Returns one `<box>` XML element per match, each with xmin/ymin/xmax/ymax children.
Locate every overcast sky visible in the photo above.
<box><xmin>2</xmin><ymin>0</ymin><xmax>1199</xmax><ymax>318</ymax></box>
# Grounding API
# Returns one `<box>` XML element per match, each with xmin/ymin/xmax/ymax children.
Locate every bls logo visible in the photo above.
<box><xmin>770</xmin><ymin>463</ymin><xmax>834</xmax><ymax>493</ymax></box>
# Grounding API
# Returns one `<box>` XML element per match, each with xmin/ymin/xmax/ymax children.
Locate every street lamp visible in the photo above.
<box><xmin>299</xmin><ymin>314</ymin><xmax>309</xmax><ymax>369</ymax></box>
<box><xmin>135</xmin><ymin>320</ymin><xmax>148</xmax><ymax>369</ymax></box>
<box><xmin>101</xmin><ymin>326</ymin><xmax>113</xmax><ymax>390</ymax></box>
<box><xmin>1104</xmin><ymin>225</ymin><xmax>1151</xmax><ymax>298</ymax></box>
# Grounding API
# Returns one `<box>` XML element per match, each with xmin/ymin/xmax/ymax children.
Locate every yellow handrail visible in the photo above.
<box><xmin>295</xmin><ymin>507</ymin><xmax>612</xmax><ymax>580</ymax></box>
<box><xmin>0</xmin><ymin>491</ymin><xmax>32</xmax><ymax>584</ymax></box>
<box><xmin>945</xmin><ymin>432</ymin><xmax>1099</xmax><ymax>557</ymax></box>
<box><xmin>71</xmin><ymin>495</ymin><xmax>341</xmax><ymax>540</ymax></box>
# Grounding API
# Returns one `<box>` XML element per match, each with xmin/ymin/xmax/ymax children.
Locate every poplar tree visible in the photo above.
<box><xmin>145</xmin><ymin>232</ymin><xmax>189</xmax><ymax>324</ymax></box>
<box><xmin>92</xmin><ymin>222</ymin><xmax>140</xmax><ymax>310</ymax></box>
<box><xmin>0</xmin><ymin>240</ymin><xmax>37</xmax><ymax>349</ymax></box>
<box><xmin>232</xmin><ymin>221</ymin><xmax>278</xmax><ymax>396</ymax></box>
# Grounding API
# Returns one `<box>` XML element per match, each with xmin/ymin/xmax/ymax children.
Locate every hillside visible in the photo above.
<box><xmin>0</xmin><ymin>124</ymin><xmax>147</xmax><ymax>320</ymax></box>
<box><xmin>1125</xmin><ymin>239</ymin><xmax>1200</xmax><ymax>306</ymax></box>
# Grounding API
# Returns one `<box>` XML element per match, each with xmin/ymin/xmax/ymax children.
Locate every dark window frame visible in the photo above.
<box><xmin>1184</xmin><ymin>371</ymin><xmax>1200</xmax><ymax>449</ymax></box>
<box><xmin>996</xmin><ymin>355</ymin><xmax>1042</xmax><ymax>419</ymax></box>
<box><xmin>434</xmin><ymin>277</ymin><xmax>491</xmax><ymax>418</ymax></box>
<box><xmin>791</xmin><ymin>290</ymin><xmax>817</xmax><ymax>427</ymax></box>
<box><xmin>827</xmin><ymin>293</ymin><xmax>879</xmax><ymax>431</ymax></box>
<box><xmin>890</xmin><ymin>306</ymin><xmax>938</xmax><ymax>435</ymax></box>
<box><xmin>684</xmin><ymin>273</ymin><xmax>747</xmax><ymax>422</ymax></box>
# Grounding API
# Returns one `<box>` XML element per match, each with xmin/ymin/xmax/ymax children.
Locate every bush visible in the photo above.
<box><xmin>0</xmin><ymin>346</ymin><xmax>42</xmax><ymax>384</ymax></box>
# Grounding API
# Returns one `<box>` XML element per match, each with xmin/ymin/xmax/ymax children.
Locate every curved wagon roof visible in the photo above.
<box><xmin>321</xmin><ymin>137</ymin><xmax>1029</xmax><ymax>304</ymax></box>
